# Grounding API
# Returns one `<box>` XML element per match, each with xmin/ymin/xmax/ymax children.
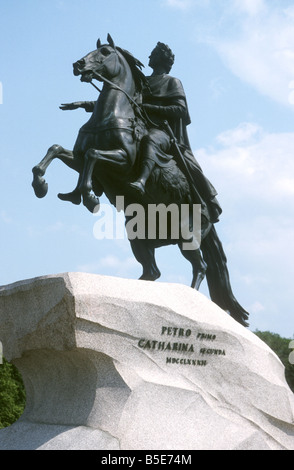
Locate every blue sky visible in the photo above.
<box><xmin>1</xmin><ymin>0</ymin><xmax>294</xmax><ymax>337</ymax></box>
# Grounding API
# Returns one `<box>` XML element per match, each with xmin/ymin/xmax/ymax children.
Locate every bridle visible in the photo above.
<box><xmin>91</xmin><ymin>71</ymin><xmax>142</xmax><ymax>115</ymax></box>
<box><xmin>89</xmin><ymin>70</ymin><xmax>159</xmax><ymax>130</ymax></box>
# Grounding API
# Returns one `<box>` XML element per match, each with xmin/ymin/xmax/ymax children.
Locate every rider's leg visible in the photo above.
<box><xmin>129</xmin><ymin>159</ymin><xmax>155</xmax><ymax>195</ymax></box>
<box><xmin>129</xmin><ymin>129</ymin><xmax>171</xmax><ymax>195</ymax></box>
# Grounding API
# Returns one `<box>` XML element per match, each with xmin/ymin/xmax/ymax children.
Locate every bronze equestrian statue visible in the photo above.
<box><xmin>32</xmin><ymin>35</ymin><xmax>249</xmax><ymax>326</ymax></box>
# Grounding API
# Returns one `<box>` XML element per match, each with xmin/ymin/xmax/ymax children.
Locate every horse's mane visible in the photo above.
<box><xmin>117</xmin><ymin>47</ymin><xmax>150</xmax><ymax>93</ymax></box>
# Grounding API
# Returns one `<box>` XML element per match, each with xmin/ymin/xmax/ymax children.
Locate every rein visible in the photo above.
<box><xmin>90</xmin><ymin>71</ymin><xmax>159</xmax><ymax>129</ymax></box>
<box><xmin>91</xmin><ymin>71</ymin><xmax>142</xmax><ymax>112</ymax></box>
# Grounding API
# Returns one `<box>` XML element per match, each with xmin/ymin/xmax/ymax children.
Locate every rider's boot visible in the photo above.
<box><xmin>129</xmin><ymin>160</ymin><xmax>155</xmax><ymax>196</ymax></box>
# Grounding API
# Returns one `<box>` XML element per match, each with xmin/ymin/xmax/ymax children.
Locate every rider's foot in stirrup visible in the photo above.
<box><xmin>58</xmin><ymin>190</ymin><xmax>81</xmax><ymax>205</ymax></box>
<box><xmin>129</xmin><ymin>180</ymin><xmax>145</xmax><ymax>196</ymax></box>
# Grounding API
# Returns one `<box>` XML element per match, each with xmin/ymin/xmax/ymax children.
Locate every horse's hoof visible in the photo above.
<box><xmin>32</xmin><ymin>166</ymin><xmax>45</xmax><ymax>177</ymax></box>
<box><xmin>191</xmin><ymin>268</ymin><xmax>207</xmax><ymax>290</ymax></box>
<box><xmin>139</xmin><ymin>271</ymin><xmax>161</xmax><ymax>281</ymax></box>
<box><xmin>32</xmin><ymin>175</ymin><xmax>48</xmax><ymax>198</ymax></box>
<box><xmin>58</xmin><ymin>191</ymin><xmax>81</xmax><ymax>205</ymax></box>
<box><xmin>82</xmin><ymin>193</ymin><xmax>100</xmax><ymax>213</ymax></box>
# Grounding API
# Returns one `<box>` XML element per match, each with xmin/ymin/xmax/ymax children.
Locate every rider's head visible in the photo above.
<box><xmin>149</xmin><ymin>42</ymin><xmax>175</xmax><ymax>73</ymax></box>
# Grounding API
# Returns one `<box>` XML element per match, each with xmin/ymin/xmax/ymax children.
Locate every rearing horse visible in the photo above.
<box><xmin>32</xmin><ymin>35</ymin><xmax>249</xmax><ymax>327</ymax></box>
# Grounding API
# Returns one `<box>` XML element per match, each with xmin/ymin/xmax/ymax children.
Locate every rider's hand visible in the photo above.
<box><xmin>59</xmin><ymin>102</ymin><xmax>84</xmax><ymax>111</ymax></box>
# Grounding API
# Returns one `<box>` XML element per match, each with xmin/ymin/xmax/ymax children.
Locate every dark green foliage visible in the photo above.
<box><xmin>0</xmin><ymin>358</ymin><xmax>26</xmax><ymax>429</ymax></box>
<box><xmin>255</xmin><ymin>330</ymin><xmax>294</xmax><ymax>393</ymax></box>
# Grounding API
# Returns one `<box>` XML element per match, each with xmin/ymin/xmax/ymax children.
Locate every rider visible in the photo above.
<box><xmin>59</xmin><ymin>41</ymin><xmax>221</xmax><ymax>224</ymax></box>
<box><xmin>129</xmin><ymin>42</ymin><xmax>222</xmax><ymax>224</ymax></box>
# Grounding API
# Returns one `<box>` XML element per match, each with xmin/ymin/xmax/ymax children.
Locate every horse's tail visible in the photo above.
<box><xmin>201</xmin><ymin>225</ymin><xmax>249</xmax><ymax>327</ymax></box>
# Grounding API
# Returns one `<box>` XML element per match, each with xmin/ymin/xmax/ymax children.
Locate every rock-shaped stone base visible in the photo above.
<box><xmin>0</xmin><ymin>273</ymin><xmax>293</xmax><ymax>450</ymax></box>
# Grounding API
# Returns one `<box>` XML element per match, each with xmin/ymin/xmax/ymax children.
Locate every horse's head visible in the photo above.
<box><xmin>73</xmin><ymin>34</ymin><xmax>147</xmax><ymax>96</ymax></box>
<box><xmin>73</xmin><ymin>34</ymin><xmax>120</xmax><ymax>83</ymax></box>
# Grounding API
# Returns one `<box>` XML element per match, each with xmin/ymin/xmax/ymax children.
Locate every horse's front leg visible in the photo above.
<box><xmin>129</xmin><ymin>238</ymin><xmax>161</xmax><ymax>282</ymax></box>
<box><xmin>79</xmin><ymin>148</ymin><xmax>128</xmax><ymax>213</ymax></box>
<box><xmin>32</xmin><ymin>144</ymin><xmax>79</xmax><ymax>198</ymax></box>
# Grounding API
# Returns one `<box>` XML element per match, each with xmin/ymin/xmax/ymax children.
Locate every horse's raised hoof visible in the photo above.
<box><xmin>58</xmin><ymin>191</ymin><xmax>81</xmax><ymax>205</ymax></box>
<box><xmin>32</xmin><ymin>173</ymin><xmax>48</xmax><ymax>198</ymax></box>
<box><xmin>82</xmin><ymin>193</ymin><xmax>100</xmax><ymax>213</ymax></box>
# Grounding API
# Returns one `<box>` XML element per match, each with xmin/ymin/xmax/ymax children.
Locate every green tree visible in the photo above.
<box><xmin>0</xmin><ymin>358</ymin><xmax>26</xmax><ymax>429</ymax></box>
<box><xmin>254</xmin><ymin>330</ymin><xmax>294</xmax><ymax>393</ymax></box>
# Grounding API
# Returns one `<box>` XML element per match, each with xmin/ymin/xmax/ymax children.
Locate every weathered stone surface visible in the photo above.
<box><xmin>0</xmin><ymin>272</ymin><xmax>293</xmax><ymax>450</ymax></box>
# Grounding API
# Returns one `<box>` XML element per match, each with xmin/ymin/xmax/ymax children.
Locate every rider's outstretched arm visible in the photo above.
<box><xmin>59</xmin><ymin>101</ymin><xmax>96</xmax><ymax>112</ymax></box>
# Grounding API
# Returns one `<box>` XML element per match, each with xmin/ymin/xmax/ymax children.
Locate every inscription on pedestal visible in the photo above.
<box><xmin>138</xmin><ymin>325</ymin><xmax>226</xmax><ymax>367</ymax></box>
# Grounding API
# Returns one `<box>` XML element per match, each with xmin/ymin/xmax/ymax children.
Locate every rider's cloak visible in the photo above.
<box><xmin>144</xmin><ymin>74</ymin><xmax>222</xmax><ymax>223</ymax></box>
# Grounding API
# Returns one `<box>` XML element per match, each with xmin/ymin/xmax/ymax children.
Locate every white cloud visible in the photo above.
<box><xmin>250</xmin><ymin>301</ymin><xmax>266</xmax><ymax>314</ymax></box>
<box><xmin>198</xmin><ymin>123</ymin><xmax>294</xmax><ymax>204</ymax></box>
<box><xmin>77</xmin><ymin>254</ymin><xmax>139</xmax><ymax>278</ymax></box>
<box><xmin>163</xmin><ymin>0</ymin><xmax>193</xmax><ymax>10</ymax></box>
<box><xmin>206</xmin><ymin>2</ymin><xmax>294</xmax><ymax>107</ymax></box>
<box><xmin>100</xmin><ymin>255</ymin><xmax>135</xmax><ymax>269</ymax></box>
<box><xmin>289</xmin><ymin>81</ymin><xmax>294</xmax><ymax>104</ymax></box>
<box><xmin>216</xmin><ymin>122</ymin><xmax>263</xmax><ymax>147</ymax></box>
<box><xmin>196</xmin><ymin>123</ymin><xmax>294</xmax><ymax>296</ymax></box>
<box><xmin>163</xmin><ymin>0</ymin><xmax>211</xmax><ymax>10</ymax></box>
<box><xmin>232</xmin><ymin>0</ymin><xmax>266</xmax><ymax>16</ymax></box>
<box><xmin>1</xmin><ymin>210</ymin><xmax>12</xmax><ymax>224</ymax></box>
<box><xmin>195</xmin><ymin>123</ymin><xmax>294</xmax><ymax>335</ymax></box>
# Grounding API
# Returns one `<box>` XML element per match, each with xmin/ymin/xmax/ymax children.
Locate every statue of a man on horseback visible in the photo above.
<box><xmin>32</xmin><ymin>34</ymin><xmax>249</xmax><ymax>327</ymax></box>
<box><xmin>59</xmin><ymin>40</ymin><xmax>222</xmax><ymax>225</ymax></box>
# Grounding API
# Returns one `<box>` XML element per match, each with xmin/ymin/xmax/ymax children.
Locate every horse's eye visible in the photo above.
<box><xmin>101</xmin><ymin>48</ymin><xmax>111</xmax><ymax>56</ymax></box>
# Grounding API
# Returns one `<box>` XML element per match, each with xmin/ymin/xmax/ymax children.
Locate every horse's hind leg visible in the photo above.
<box><xmin>129</xmin><ymin>239</ymin><xmax>161</xmax><ymax>282</ymax></box>
<box><xmin>179</xmin><ymin>243</ymin><xmax>207</xmax><ymax>290</ymax></box>
<box><xmin>32</xmin><ymin>145</ymin><xmax>80</xmax><ymax>199</ymax></box>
